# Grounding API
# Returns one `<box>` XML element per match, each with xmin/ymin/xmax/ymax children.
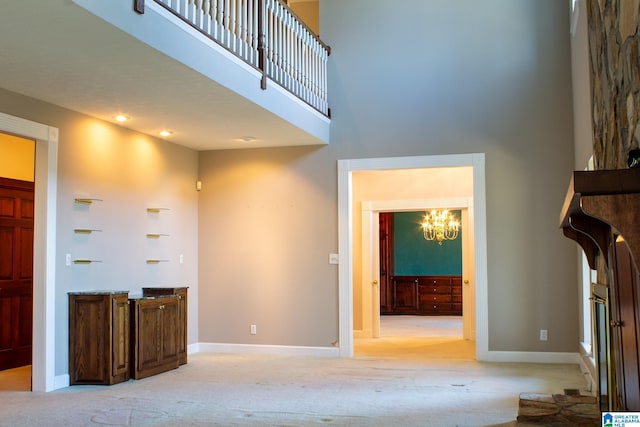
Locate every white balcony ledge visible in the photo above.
<box><xmin>0</xmin><ymin>0</ymin><xmax>330</xmax><ymax>150</ymax></box>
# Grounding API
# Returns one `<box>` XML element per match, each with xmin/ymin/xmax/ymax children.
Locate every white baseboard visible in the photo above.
<box><xmin>479</xmin><ymin>351</ymin><xmax>581</xmax><ymax>364</ymax></box>
<box><xmin>192</xmin><ymin>342</ymin><xmax>340</xmax><ymax>358</ymax></box>
<box><xmin>578</xmin><ymin>342</ymin><xmax>596</xmax><ymax>395</ymax></box>
<box><xmin>53</xmin><ymin>374</ymin><xmax>69</xmax><ymax>390</ymax></box>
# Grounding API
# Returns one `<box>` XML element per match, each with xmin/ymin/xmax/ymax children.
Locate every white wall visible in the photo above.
<box><xmin>323</xmin><ymin>0</ymin><xmax>578</xmax><ymax>353</ymax></box>
<box><xmin>0</xmin><ymin>88</ymin><xmax>199</xmax><ymax>376</ymax></box>
<box><xmin>196</xmin><ymin>0</ymin><xmax>579</xmax><ymax>353</ymax></box>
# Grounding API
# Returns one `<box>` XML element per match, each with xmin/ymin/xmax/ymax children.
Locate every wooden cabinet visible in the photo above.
<box><xmin>142</xmin><ymin>287</ymin><xmax>188</xmax><ymax>365</ymax></box>
<box><xmin>129</xmin><ymin>295</ymin><xmax>180</xmax><ymax>380</ymax></box>
<box><xmin>68</xmin><ymin>291</ymin><xmax>130</xmax><ymax>385</ymax></box>
<box><xmin>389</xmin><ymin>276</ymin><xmax>462</xmax><ymax>315</ymax></box>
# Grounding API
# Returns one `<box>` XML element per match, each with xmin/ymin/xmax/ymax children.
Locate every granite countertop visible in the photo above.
<box><xmin>68</xmin><ymin>290</ymin><xmax>129</xmax><ymax>295</ymax></box>
<box><xmin>128</xmin><ymin>293</ymin><xmax>179</xmax><ymax>301</ymax></box>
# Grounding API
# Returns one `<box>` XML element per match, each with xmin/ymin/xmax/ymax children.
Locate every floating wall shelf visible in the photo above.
<box><xmin>74</xmin><ymin>198</ymin><xmax>103</xmax><ymax>204</ymax></box>
<box><xmin>146</xmin><ymin>208</ymin><xmax>170</xmax><ymax>213</ymax></box>
<box><xmin>73</xmin><ymin>259</ymin><xmax>103</xmax><ymax>264</ymax></box>
<box><xmin>146</xmin><ymin>259</ymin><xmax>170</xmax><ymax>264</ymax></box>
<box><xmin>146</xmin><ymin>233</ymin><xmax>170</xmax><ymax>239</ymax></box>
<box><xmin>74</xmin><ymin>229</ymin><xmax>103</xmax><ymax>234</ymax></box>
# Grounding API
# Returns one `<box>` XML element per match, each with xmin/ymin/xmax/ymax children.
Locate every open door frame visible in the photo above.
<box><xmin>337</xmin><ymin>153</ymin><xmax>487</xmax><ymax>359</ymax></box>
<box><xmin>0</xmin><ymin>112</ymin><xmax>58</xmax><ymax>391</ymax></box>
<box><xmin>360</xmin><ymin>198</ymin><xmax>475</xmax><ymax>341</ymax></box>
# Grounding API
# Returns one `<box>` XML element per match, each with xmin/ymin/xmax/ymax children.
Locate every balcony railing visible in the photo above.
<box><xmin>138</xmin><ymin>0</ymin><xmax>330</xmax><ymax>116</ymax></box>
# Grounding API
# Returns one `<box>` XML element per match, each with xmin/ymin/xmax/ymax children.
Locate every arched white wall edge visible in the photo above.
<box><xmin>337</xmin><ymin>153</ymin><xmax>488</xmax><ymax>359</ymax></box>
<box><xmin>0</xmin><ymin>112</ymin><xmax>58</xmax><ymax>391</ymax></box>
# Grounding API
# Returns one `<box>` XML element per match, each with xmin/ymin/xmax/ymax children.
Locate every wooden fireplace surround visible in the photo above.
<box><xmin>560</xmin><ymin>168</ymin><xmax>640</xmax><ymax>411</ymax></box>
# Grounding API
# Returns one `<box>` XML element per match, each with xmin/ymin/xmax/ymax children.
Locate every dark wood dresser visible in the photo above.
<box><xmin>390</xmin><ymin>275</ymin><xmax>462</xmax><ymax>315</ymax></box>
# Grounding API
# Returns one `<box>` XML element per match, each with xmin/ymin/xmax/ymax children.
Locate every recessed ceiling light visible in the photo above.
<box><xmin>160</xmin><ymin>130</ymin><xmax>173</xmax><ymax>137</ymax></box>
<box><xmin>240</xmin><ymin>136</ymin><xmax>255</xmax><ymax>142</ymax></box>
<box><xmin>114</xmin><ymin>114</ymin><xmax>129</xmax><ymax>122</ymax></box>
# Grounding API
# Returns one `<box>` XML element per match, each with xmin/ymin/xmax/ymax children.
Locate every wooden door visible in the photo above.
<box><xmin>379</xmin><ymin>213</ymin><xmax>393</xmax><ymax>314</ymax></box>
<box><xmin>0</xmin><ymin>177</ymin><xmax>34</xmax><ymax>371</ymax></box>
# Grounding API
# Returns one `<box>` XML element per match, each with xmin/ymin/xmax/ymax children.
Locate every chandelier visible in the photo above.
<box><xmin>421</xmin><ymin>209</ymin><xmax>460</xmax><ymax>245</ymax></box>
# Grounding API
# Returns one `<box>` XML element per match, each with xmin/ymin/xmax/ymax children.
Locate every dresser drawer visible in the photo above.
<box><xmin>421</xmin><ymin>303</ymin><xmax>453</xmax><ymax>313</ymax></box>
<box><xmin>419</xmin><ymin>277</ymin><xmax>451</xmax><ymax>286</ymax></box>
<box><xmin>418</xmin><ymin>284</ymin><xmax>451</xmax><ymax>295</ymax></box>
<box><xmin>419</xmin><ymin>294</ymin><xmax>453</xmax><ymax>303</ymax></box>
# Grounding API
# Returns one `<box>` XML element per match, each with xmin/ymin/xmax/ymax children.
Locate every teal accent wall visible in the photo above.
<box><xmin>393</xmin><ymin>211</ymin><xmax>462</xmax><ymax>275</ymax></box>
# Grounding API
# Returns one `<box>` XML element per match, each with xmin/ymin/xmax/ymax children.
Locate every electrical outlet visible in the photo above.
<box><xmin>540</xmin><ymin>329</ymin><xmax>548</xmax><ymax>341</ymax></box>
<box><xmin>66</xmin><ymin>253</ymin><xmax>71</xmax><ymax>266</ymax></box>
<box><xmin>250</xmin><ymin>324</ymin><xmax>257</xmax><ymax>335</ymax></box>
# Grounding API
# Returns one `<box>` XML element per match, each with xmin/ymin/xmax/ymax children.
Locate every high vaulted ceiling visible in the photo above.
<box><xmin>0</xmin><ymin>0</ymin><xmax>328</xmax><ymax>151</ymax></box>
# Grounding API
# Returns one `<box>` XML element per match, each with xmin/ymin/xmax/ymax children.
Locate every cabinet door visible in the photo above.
<box><xmin>160</xmin><ymin>298</ymin><xmax>180</xmax><ymax>366</ymax></box>
<box><xmin>134</xmin><ymin>299</ymin><xmax>163</xmax><ymax>375</ymax></box>
<box><xmin>175</xmin><ymin>289</ymin><xmax>187</xmax><ymax>364</ymax></box>
<box><xmin>111</xmin><ymin>294</ymin><xmax>129</xmax><ymax>379</ymax></box>
<box><xmin>393</xmin><ymin>277</ymin><xmax>417</xmax><ymax>313</ymax></box>
<box><xmin>69</xmin><ymin>295</ymin><xmax>110</xmax><ymax>385</ymax></box>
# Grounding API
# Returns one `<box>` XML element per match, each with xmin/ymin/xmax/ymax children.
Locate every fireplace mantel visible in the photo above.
<box><xmin>560</xmin><ymin>168</ymin><xmax>640</xmax><ymax>270</ymax></box>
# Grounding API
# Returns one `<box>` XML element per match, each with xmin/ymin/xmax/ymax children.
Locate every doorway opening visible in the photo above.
<box><xmin>356</xmin><ymin>202</ymin><xmax>474</xmax><ymax>359</ymax></box>
<box><xmin>0</xmin><ymin>112</ymin><xmax>58</xmax><ymax>392</ymax></box>
<box><xmin>337</xmin><ymin>154</ymin><xmax>488</xmax><ymax>359</ymax></box>
<box><xmin>0</xmin><ymin>133</ymin><xmax>36</xmax><ymax>390</ymax></box>
<box><xmin>358</xmin><ymin>208</ymin><xmax>471</xmax><ymax>359</ymax></box>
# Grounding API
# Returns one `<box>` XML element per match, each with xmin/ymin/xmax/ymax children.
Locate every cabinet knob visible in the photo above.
<box><xmin>464</xmin><ymin>280</ymin><xmax>469</xmax><ymax>284</ymax></box>
<box><xmin>372</xmin><ymin>280</ymin><xmax>378</xmax><ymax>285</ymax></box>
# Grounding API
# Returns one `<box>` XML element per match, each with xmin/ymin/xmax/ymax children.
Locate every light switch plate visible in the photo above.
<box><xmin>329</xmin><ymin>253</ymin><xmax>339</xmax><ymax>265</ymax></box>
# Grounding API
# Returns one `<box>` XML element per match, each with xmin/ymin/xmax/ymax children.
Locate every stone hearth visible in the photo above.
<box><xmin>516</xmin><ymin>393</ymin><xmax>600</xmax><ymax>426</ymax></box>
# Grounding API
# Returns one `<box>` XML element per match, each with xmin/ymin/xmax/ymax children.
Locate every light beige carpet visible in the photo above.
<box><xmin>0</xmin><ymin>316</ymin><xmax>589</xmax><ymax>426</ymax></box>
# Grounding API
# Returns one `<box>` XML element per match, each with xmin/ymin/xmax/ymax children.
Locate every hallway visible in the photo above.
<box><xmin>355</xmin><ymin>315</ymin><xmax>475</xmax><ymax>360</ymax></box>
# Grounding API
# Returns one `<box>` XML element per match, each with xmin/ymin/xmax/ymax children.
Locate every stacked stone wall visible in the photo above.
<box><xmin>588</xmin><ymin>0</ymin><xmax>640</xmax><ymax>169</ymax></box>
